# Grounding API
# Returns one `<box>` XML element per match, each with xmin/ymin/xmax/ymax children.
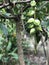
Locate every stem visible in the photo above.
<box><xmin>34</xmin><ymin>35</ymin><xmax>37</xmax><ymax>55</ymax></box>
<box><xmin>41</xmin><ymin>35</ymin><xmax>46</xmax><ymax>57</ymax></box>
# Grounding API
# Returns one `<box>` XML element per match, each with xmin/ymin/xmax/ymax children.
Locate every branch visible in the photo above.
<box><xmin>0</xmin><ymin>3</ymin><xmax>9</xmax><ymax>9</ymax></box>
<box><xmin>0</xmin><ymin>2</ymin><xmax>3</xmax><ymax>5</ymax></box>
<box><xmin>0</xmin><ymin>15</ymin><xmax>16</xmax><ymax>19</ymax></box>
<box><xmin>15</xmin><ymin>0</ymin><xmax>31</xmax><ymax>4</ymax></box>
<box><xmin>0</xmin><ymin>0</ymin><xmax>31</xmax><ymax>9</ymax></box>
<box><xmin>42</xmin><ymin>26</ymin><xmax>48</xmax><ymax>41</ymax></box>
<box><xmin>23</xmin><ymin>4</ymin><xmax>31</xmax><ymax>12</ymax></box>
<box><xmin>0</xmin><ymin>13</ymin><xmax>19</xmax><ymax>19</ymax></box>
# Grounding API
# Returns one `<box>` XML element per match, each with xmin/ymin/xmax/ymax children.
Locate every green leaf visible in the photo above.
<box><xmin>0</xmin><ymin>36</ymin><xmax>4</xmax><ymax>41</ymax></box>
<box><xmin>9</xmin><ymin>53</ymin><xmax>18</xmax><ymax>60</ymax></box>
<box><xmin>4</xmin><ymin>13</ymin><xmax>12</xmax><ymax>17</ymax></box>
<box><xmin>30</xmin><ymin>1</ymin><xmax>36</xmax><ymax>6</ymax></box>
<box><xmin>12</xmin><ymin>48</ymin><xmax>18</xmax><ymax>53</ymax></box>
<box><xmin>0</xmin><ymin>23</ymin><xmax>8</xmax><ymax>36</ymax></box>
<box><xmin>2</xmin><ymin>57</ymin><xmax>9</xmax><ymax>62</ymax></box>
<box><xmin>21</xmin><ymin>15</ymin><xmax>26</xmax><ymax>20</ymax></box>
<box><xmin>0</xmin><ymin>29</ymin><xmax>3</xmax><ymax>34</ymax></box>
<box><xmin>2</xmin><ymin>8</ymin><xmax>6</xmax><ymax>14</ymax></box>
<box><xmin>6</xmin><ymin>41</ymin><xmax>12</xmax><ymax>51</ymax></box>
<box><xmin>0</xmin><ymin>54</ymin><xmax>3</xmax><ymax>60</ymax></box>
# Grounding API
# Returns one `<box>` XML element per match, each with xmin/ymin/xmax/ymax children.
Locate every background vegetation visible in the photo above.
<box><xmin>0</xmin><ymin>0</ymin><xmax>49</xmax><ymax>65</ymax></box>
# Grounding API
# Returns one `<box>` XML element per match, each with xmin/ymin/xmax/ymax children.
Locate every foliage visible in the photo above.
<box><xmin>0</xmin><ymin>0</ymin><xmax>49</xmax><ymax>64</ymax></box>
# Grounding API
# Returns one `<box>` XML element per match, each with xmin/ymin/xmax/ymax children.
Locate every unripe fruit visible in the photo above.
<box><xmin>27</xmin><ymin>10</ymin><xmax>35</xmax><ymax>16</ymax></box>
<box><xmin>34</xmin><ymin>19</ymin><xmax>40</xmax><ymax>26</ymax></box>
<box><xmin>30</xmin><ymin>1</ymin><xmax>36</xmax><ymax>6</ymax></box>
<box><xmin>27</xmin><ymin>18</ymin><xmax>35</xmax><ymax>23</ymax></box>
<box><xmin>28</xmin><ymin>24</ymin><xmax>34</xmax><ymax>28</ymax></box>
<box><xmin>30</xmin><ymin>28</ymin><xmax>35</xmax><ymax>34</ymax></box>
<box><xmin>36</xmin><ymin>25</ymin><xmax>42</xmax><ymax>31</ymax></box>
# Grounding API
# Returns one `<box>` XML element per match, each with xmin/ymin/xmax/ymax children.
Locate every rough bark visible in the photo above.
<box><xmin>16</xmin><ymin>21</ymin><xmax>25</xmax><ymax>65</ymax></box>
<box><xmin>46</xmin><ymin>38</ymin><xmax>49</xmax><ymax>65</ymax></box>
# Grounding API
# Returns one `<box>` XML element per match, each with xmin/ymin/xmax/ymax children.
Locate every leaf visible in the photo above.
<box><xmin>0</xmin><ymin>29</ymin><xmax>3</xmax><ymax>34</ymax></box>
<box><xmin>27</xmin><ymin>18</ymin><xmax>35</xmax><ymax>23</ymax></box>
<box><xmin>12</xmin><ymin>47</ymin><xmax>18</xmax><ymax>53</ymax></box>
<box><xmin>41</xmin><ymin>20</ymin><xmax>47</xmax><ymax>27</ymax></box>
<box><xmin>47</xmin><ymin>26</ymin><xmax>49</xmax><ymax>32</ymax></box>
<box><xmin>30</xmin><ymin>1</ymin><xmax>36</xmax><ymax>6</ymax></box>
<box><xmin>0</xmin><ymin>54</ymin><xmax>3</xmax><ymax>60</ymax></box>
<box><xmin>9</xmin><ymin>53</ymin><xmax>18</xmax><ymax>60</ymax></box>
<box><xmin>30</xmin><ymin>28</ymin><xmax>35</xmax><ymax>34</ymax></box>
<box><xmin>6</xmin><ymin>41</ymin><xmax>12</xmax><ymax>51</ymax></box>
<box><xmin>0</xmin><ymin>23</ymin><xmax>8</xmax><ymax>36</ymax></box>
<box><xmin>0</xmin><ymin>36</ymin><xmax>4</xmax><ymax>41</ymax></box>
<box><xmin>4</xmin><ymin>13</ymin><xmax>12</xmax><ymax>17</ymax></box>
<box><xmin>2</xmin><ymin>8</ymin><xmax>6</xmax><ymax>14</ymax></box>
<box><xmin>21</xmin><ymin>15</ymin><xmax>26</xmax><ymax>20</ymax></box>
<box><xmin>2</xmin><ymin>57</ymin><xmax>9</xmax><ymax>62</ymax></box>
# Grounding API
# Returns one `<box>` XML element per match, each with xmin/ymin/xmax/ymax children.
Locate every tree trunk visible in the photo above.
<box><xmin>16</xmin><ymin>21</ymin><xmax>25</xmax><ymax>65</ymax></box>
<box><xmin>46</xmin><ymin>38</ymin><xmax>49</xmax><ymax>65</ymax></box>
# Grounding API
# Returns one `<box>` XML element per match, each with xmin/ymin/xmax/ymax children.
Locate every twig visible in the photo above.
<box><xmin>0</xmin><ymin>0</ymin><xmax>31</xmax><ymax>9</ymax></box>
<box><xmin>0</xmin><ymin>3</ymin><xmax>9</xmax><ymax>9</ymax></box>
<box><xmin>0</xmin><ymin>13</ymin><xmax>20</xmax><ymax>19</ymax></box>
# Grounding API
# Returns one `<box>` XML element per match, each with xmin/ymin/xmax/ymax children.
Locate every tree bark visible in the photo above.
<box><xmin>46</xmin><ymin>38</ymin><xmax>49</xmax><ymax>65</ymax></box>
<box><xmin>16</xmin><ymin>21</ymin><xmax>25</xmax><ymax>65</ymax></box>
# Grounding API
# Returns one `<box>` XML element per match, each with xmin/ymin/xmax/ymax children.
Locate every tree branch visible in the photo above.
<box><xmin>0</xmin><ymin>0</ymin><xmax>31</xmax><ymax>9</ymax></box>
<box><xmin>23</xmin><ymin>4</ymin><xmax>31</xmax><ymax>12</ymax></box>
<box><xmin>0</xmin><ymin>13</ymin><xmax>19</xmax><ymax>19</ymax></box>
<box><xmin>0</xmin><ymin>0</ymin><xmax>31</xmax><ymax>19</ymax></box>
<box><xmin>15</xmin><ymin>0</ymin><xmax>30</xmax><ymax>4</ymax></box>
<box><xmin>0</xmin><ymin>3</ymin><xmax>9</xmax><ymax>9</ymax></box>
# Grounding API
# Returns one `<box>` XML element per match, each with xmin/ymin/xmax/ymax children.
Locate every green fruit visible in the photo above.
<box><xmin>36</xmin><ymin>25</ymin><xmax>42</xmax><ymax>31</ymax></box>
<box><xmin>30</xmin><ymin>1</ymin><xmax>36</xmax><ymax>6</ymax></box>
<box><xmin>27</xmin><ymin>18</ymin><xmax>35</xmax><ymax>23</ymax></box>
<box><xmin>27</xmin><ymin>10</ymin><xmax>35</xmax><ymax>16</ymax></box>
<box><xmin>30</xmin><ymin>28</ymin><xmax>35</xmax><ymax>34</ymax></box>
<box><xmin>34</xmin><ymin>19</ymin><xmax>40</xmax><ymax>26</ymax></box>
<box><xmin>28</xmin><ymin>24</ymin><xmax>34</xmax><ymax>28</ymax></box>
